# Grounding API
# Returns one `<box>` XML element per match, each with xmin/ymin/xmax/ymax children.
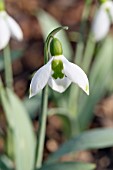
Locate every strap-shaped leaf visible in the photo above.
<box><xmin>46</xmin><ymin>128</ymin><xmax>113</xmax><ymax>163</ymax></box>
<box><xmin>0</xmin><ymin>84</ymin><xmax>36</xmax><ymax>170</ymax></box>
<box><xmin>37</xmin><ymin>162</ymin><xmax>96</xmax><ymax>170</ymax></box>
<box><xmin>0</xmin><ymin>156</ymin><xmax>14</xmax><ymax>170</ymax></box>
<box><xmin>78</xmin><ymin>36</ymin><xmax>113</xmax><ymax>130</ymax></box>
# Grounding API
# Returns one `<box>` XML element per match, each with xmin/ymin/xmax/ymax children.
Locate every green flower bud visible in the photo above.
<box><xmin>50</xmin><ymin>38</ymin><xmax>63</xmax><ymax>56</ymax></box>
<box><xmin>0</xmin><ymin>0</ymin><xmax>5</xmax><ymax>11</ymax></box>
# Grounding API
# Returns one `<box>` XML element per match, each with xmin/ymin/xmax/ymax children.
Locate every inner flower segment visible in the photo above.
<box><xmin>51</xmin><ymin>59</ymin><xmax>64</xmax><ymax>79</ymax></box>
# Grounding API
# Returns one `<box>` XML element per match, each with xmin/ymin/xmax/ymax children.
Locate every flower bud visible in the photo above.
<box><xmin>50</xmin><ymin>38</ymin><xmax>63</xmax><ymax>56</ymax></box>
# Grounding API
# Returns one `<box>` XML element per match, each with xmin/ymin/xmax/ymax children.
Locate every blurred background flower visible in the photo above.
<box><xmin>92</xmin><ymin>0</ymin><xmax>113</xmax><ymax>41</ymax></box>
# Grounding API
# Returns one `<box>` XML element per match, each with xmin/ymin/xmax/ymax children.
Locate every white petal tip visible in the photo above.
<box><xmin>17</xmin><ymin>32</ymin><xmax>23</xmax><ymax>41</ymax></box>
<box><xmin>29</xmin><ymin>93</ymin><xmax>35</xmax><ymax>99</ymax></box>
<box><xmin>7</xmin><ymin>15</ymin><xmax>24</xmax><ymax>41</ymax></box>
<box><xmin>29</xmin><ymin>94</ymin><xmax>32</xmax><ymax>99</ymax></box>
<box><xmin>14</xmin><ymin>30</ymin><xmax>23</xmax><ymax>41</ymax></box>
<box><xmin>29</xmin><ymin>88</ymin><xmax>35</xmax><ymax>99</ymax></box>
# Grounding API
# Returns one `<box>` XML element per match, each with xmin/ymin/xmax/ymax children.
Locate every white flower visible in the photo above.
<box><xmin>29</xmin><ymin>55</ymin><xmax>89</xmax><ymax>98</ymax></box>
<box><xmin>92</xmin><ymin>0</ymin><xmax>113</xmax><ymax>41</ymax></box>
<box><xmin>0</xmin><ymin>11</ymin><xmax>23</xmax><ymax>50</ymax></box>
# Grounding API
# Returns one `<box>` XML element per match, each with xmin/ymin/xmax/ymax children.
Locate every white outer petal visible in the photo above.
<box><xmin>0</xmin><ymin>14</ymin><xmax>10</xmax><ymax>50</ymax></box>
<box><xmin>29</xmin><ymin>58</ymin><xmax>53</xmax><ymax>98</ymax></box>
<box><xmin>61</xmin><ymin>55</ymin><xmax>89</xmax><ymax>95</ymax></box>
<box><xmin>92</xmin><ymin>7</ymin><xmax>110</xmax><ymax>41</ymax></box>
<box><xmin>48</xmin><ymin>77</ymin><xmax>71</xmax><ymax>93</ymax></box>
<box><xmin>6</xmin><ymin>14</ymin><xmax>23</xmax><ymax>41</ymax></box>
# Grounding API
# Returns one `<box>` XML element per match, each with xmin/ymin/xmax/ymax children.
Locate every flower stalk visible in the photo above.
<box><xmin>35</xmin><ymin>34</ymin><xmax>50</xmax><ymax>169</ymax></box>
<box><xmin>82</xmin><ymin>32</ymin><xmax>96</xmax><ymax>74</ymax></box>
<box><xmin>3</xmin><ymin>45</ymin><xmax>13</xmax><ymax>90</ymax></box>
<box><xmin>75</xmin><ymin>0</ymin><xmax>93</xmax><ymax>65</ymax></box>
<box><xmin>35</xmin><ymin>85</ymin><xmax>48</xmax><ymax>169</ymax></box>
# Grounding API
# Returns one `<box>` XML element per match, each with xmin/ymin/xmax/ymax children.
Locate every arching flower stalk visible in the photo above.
<box><xmin>92</xmin><ymin>0</ymin><xmax>113</xmax><ymax>41</ymax></box>
<box><xmin>29</xmin><ymin>38</ymin><xmax>89</xmax><ymax>98</ymax></box>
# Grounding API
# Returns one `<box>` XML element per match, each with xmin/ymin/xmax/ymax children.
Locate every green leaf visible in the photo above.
<box><xmin>78</xmin><ymin>36</ymin><xmax>113</xmax><ymax>130</ymax></box>
<box><xmin>0</xmin><ymin>84</ymin><xmax>36</xmax><ymax>170</ymax></box>
<box><xmin>46</xmin><ymin>128</ymin><xmax>113</xmax><ymax>163</ymax></box>
<box><xmin>37</xmin><ymin>162</ymin><xmax>96</xmax><ymax>170</ymax></box>
<box><xmin>37</xmin><ymin>9</ymin><xmax>73</xmax><ymax>60</ymax></box>
<box><xmin>0</xmin><ymin>155</ymin><xmax>14</xmax><ymax>170</ymax></box>
<box><xmin>0</xmin><ymin>50</ymin><xmax>23</xmax><ymax>71</ymax></box>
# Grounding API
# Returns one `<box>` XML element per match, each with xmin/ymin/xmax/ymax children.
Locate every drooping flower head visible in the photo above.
<box><xmin>0</xmin><ymin>0</ymin><xmax>23</xmax><ymax>50</ymax></box>
<box><xmin>29</xmin><ymin>37</ymin><xmax>89</xmax><ymax>98</ymax></box>
<box><xmin>92</xmin><ymin>0</ymin><xmax>113</xmax><ymax>41</ymax></box>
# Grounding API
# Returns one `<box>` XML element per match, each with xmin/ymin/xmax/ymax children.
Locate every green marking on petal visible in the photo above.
<box><xmin>85</xmin><ymin>84</ymin><xmax>89</xmax><ymax>94</ymax></box>
<box><xmin>51</xmin><ymin>59</ymin><xmax>64</xmax><ymax>79</ymax></box>
<box><xmin>29</xmin><ymin>88</ymin><xmax>32</xmax><ymax>96</ymax></box>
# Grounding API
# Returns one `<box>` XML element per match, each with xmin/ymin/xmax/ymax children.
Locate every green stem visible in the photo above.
<box><xmin>75</xmin><ymin>0</ymin><xmax>93</xmax><ymax>65</ymax></box>
<box><xmin>35</xmin><ymin>36</ymin><xmax>49</xmax><ymax>169</ymax></box>
<box><xmin>70</xmin><ymin>0</ymin><xmax>92</xmax><ymax>110</ymax></box>
<box><xmin>82</xmin><ymin>32</ymin><xmax>96</xmax><ymax>74</ymax></box>
<box><xmin>3</xmin><ymin>45</ymin><xmax>14</xmax><ymax>162</ymax></box>
<box><xmin>35</xmin><ymin>85</ymin><xmax>48</xmax><ymax>169</ymax></box>
<box><xmin>69</xmin><ymin>0</ymin><xmax>93</xmax><ymax>135</ymax></box>
<box><xmin>3</xmin><ymin>45</ymin><xmax>13</xmax><ymax>90</ymax></box>
<box><xmin>6</xmin><ymin>128</ymin><xmax>14</xmax><ymax>159</ymax></box>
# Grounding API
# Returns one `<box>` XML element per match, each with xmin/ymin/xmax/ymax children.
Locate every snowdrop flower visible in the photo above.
<box><xmin>92</xmin><ymin>0</ymin><xmax>113</xmax><ymax>41</ymax></box>
<box><xmin>0</xmin><ymin>0</ymin><xmax>23</xmax><ymax>50</ymax></box>
<box><xmin>29</xmin><ymin>38</ymin><xmax>89</xmax><ymax>98</ymax></box>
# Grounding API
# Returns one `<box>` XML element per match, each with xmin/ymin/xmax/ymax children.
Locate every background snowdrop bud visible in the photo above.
<box><xmin>50</xmin><ymin>38</ymin><xmax>63</xmax><ymax>56</ymax></box>
<box><xmin>0</xmin><ymin>10</ymin><xmax>23</xmax><ymax>50</ymax></box>
<box><xmin>92</xmin><ymin>0</ymin><xmax>113</xmax><ymax>41</ymax></box>
<box><xmin>7</xmin><ymin>15</ymin><xmax>23</xmax><ymax>41</ymax></box>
